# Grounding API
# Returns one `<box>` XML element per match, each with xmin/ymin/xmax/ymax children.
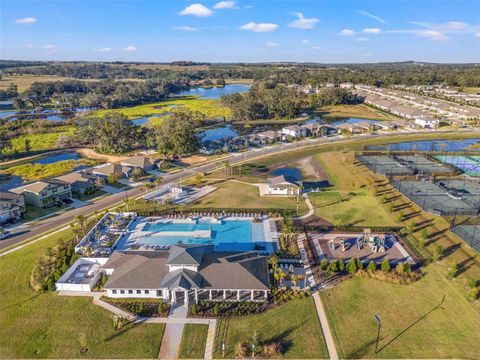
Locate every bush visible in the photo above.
<box><xmin>337</xmin><ymin>259</ymin><xmax>345</xmax><ymax>272</ymax></box>
<box><xmin>467</xmin><ymin>287</ymin><xmax>479</xmax><ymax>303</ymax></box>
<box><xmin>327</xmin><ymin>260</ymin><xmax>338</xmax><ymax>273</ymax></box>
<box><xmin>381</xmin><ymin>257</ymin><xmax>390</xmax><ymax>272</ymax></box>
<box><xmin>433</xmin><ymin>245</ymin><xmax>445</xmax><ymax>262</ymax></box>
<box><xmin>347</xmin><ymin>258</ymin><xmax>358</xmax><ymax>274</ymax></box>
<box><xmin>395</xmin><ymin>263</ymin><xmax>405</xmax><ymax>274</ymax></box>
<box><xmin>403</xmin><ymin>262</ymin><xmax>411</xmax><ymax>274</ymax></box>
<box><xmin>447</xmin><ymin>262</ymin><xmax>458</xmax><ymax>279</ymax></box>
<box><xmin>320</xmin><ymin>259</ymin><xmax>328</xmax><ymax>271</ymax></box>
<box><xmin>213</xmin><ymin>303</ymin><xmax>219</xmax><ymax>317</ymax></box>
<box><xmin>191</xmin><ymin>303</ymin><xmax>197</xmax><ymax>315</ymax></box>
<box><xmin>357</xmin><ymin>269</ymin><xmax>423</xmax><ymax>284</ymax></box>
<box><xmin>355</xmin><ymin>257</ymin><xmax>363</xmax><ymax>271</ymax></box>
<box><xmin>367</xmin><ymin>260</ymin><xmax>376</xmax><ymax>273</ymax></box>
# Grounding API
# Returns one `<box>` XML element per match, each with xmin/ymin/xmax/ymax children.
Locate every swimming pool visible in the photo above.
<box><xmin>116</xmin><ymin>218</ymin><xmax>273</xmax><ymax>252</ymax></box>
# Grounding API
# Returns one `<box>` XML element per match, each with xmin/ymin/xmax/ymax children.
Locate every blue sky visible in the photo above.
<box><xmin>1</xmin><ymin>0</ymin><xmax>479</xmax><ymax>63</ymax></box>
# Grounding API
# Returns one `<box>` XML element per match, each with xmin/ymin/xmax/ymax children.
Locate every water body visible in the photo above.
<box><xmin>367</xmin><ymin>138</ymin><xmax>480</xmax><ymax>152</ymax></box>
<box><xmin>1</xmin><ymin>106</ymin><xmax>95</xmax><ymax>122</ymax></box>
<box><xmin>33</xmin><ymin>152</ymin><xmax>80</xmax><ymax>165</ymax></box>
<box><xmin>200</xmin><ymin>124</ymin><xmax>238</xmax><ymax>142</ymax></box>
<box><xmin>271</xmin><ymin>167</ymin><xmax>302</xmax><ymax>180</ymax></box>
<box><xmin>175</xmin><ymin>84</ymin><xmax>251</xmax><ymax>99</ymax></box>
<box><xmin>0</xmin><ymin>174</ymin><xmax>23</xmax><ymax>191</ymax></box>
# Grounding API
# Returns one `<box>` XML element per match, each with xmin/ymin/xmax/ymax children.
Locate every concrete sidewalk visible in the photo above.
<box><xmin>313</xmin><ymin>292</ymin><xmax>339</xmax><ymax>360</ymax></box>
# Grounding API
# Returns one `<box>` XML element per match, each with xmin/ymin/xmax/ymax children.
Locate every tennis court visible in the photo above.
<box><xmin>434</xmin><ymin>155</ymin><xmax>480</xmax><ymax>176</ymax></box>
<box><xmin>393</xmin><ymin>155</ymin><xmax>454</xmax><ymax>175</ymax></box>
<box><xmin>452</xmin><ymin>225</ymin><xmax>480</xmax><ymax>253</ymax></box>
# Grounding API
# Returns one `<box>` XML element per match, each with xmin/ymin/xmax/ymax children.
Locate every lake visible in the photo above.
<box><xmin>366</xmin><ymin>138</ymin><xmax>480</xmax><ymax>152</ymax></box>
<box><xmin>33</xmin><ymin>152</ymin><xmax>80</xmax><ymax>165</ymax></box>
<box><xmin>271</xmin><ymin>167</ymin><xmax>302</xmax><ymax>180</ymax></box>
<box><xmin>175</xmin><ymin>84</ymin><xmax>251</xmax><ymax>99</ymax></box>
<box><xmin>200</xmin><ymin>124</ymin><xmax>238</xmax><ymax>142</ymax></box>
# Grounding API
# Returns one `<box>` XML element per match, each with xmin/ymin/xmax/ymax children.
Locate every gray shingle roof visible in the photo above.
<box><xmin>167</xmin><ymin>244</ymin><xmax>210</xmax><ymax>265</ymax></box>
<box><xmin>160</xmin><ymin>268</ymin><xmax>203</xmax><ymax>290</ymax></box>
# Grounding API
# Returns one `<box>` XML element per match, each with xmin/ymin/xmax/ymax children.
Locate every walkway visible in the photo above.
<box><xmin>294</xmin><ymin>193</ymin><xmax>315</xmax><ymax>220</ymax></box>
<box><xmin>204</xmin><ymin>319</ymin><xmax>217</xmax><ymax>360</ymax></box>
<box><xmin>158</xmin><ymin>303</ymin><xmax>187</xmax><ymax>359</ymax></box>
<box><xmin>313</xmin><ymin>292</ymin><xmax>339</xmax><ymax>360</ymax></box>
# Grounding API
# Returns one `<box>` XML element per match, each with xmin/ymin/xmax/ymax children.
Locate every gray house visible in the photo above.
<box><xmin>103</xmin><ymin>244</ymin><xmax>270</xmax><ymax>304</ymax></box>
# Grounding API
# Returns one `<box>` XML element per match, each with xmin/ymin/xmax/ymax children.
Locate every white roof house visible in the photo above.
<box><xmin>266</xmin><ymin>175</ymin><xmax>302</xmax><ymax>196</ymax></box>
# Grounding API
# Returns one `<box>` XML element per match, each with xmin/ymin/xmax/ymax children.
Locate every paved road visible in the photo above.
<box><xmin>1</xmin><ymin>129</ymin><xmax>474</xmax><ymax>250</ymax></box>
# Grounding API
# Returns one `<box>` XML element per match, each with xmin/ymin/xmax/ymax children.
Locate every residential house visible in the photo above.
<box><xmin>121</xmin><ymin>155</ymin><xmax>156</xmax><ymax>172</ymax></box>
<box><xmin>100</xmin><ymin>244</ymin><xmax>270</xmax><ymax>304</ymax></box>
<box><xmin>266</xmin><ymin>175</ymin><xmax>302</xmax><ymax>196</ymax></box>
<box><xmin>91</xmin><ymin>163</ymin><xmax>130</xmax><ymax>180</ymax></box>
<box><xmin>55</xmin><ymin>172</ymin><xmax>99</xmax><ymax>195</ymax></box>
<box><xmin>415</xmin><ymin>117</ymin><xmax>439</xmax><ymax>129</ymax></box>
<box><xmin>0</xmin><ymin>191</ymin><xmax>25</xmax><ymax>224</ymax></box>
<box><xmin>256</xmin><ymin>130</ymin><xmax>281</xmax><ymax>144</ymax></box>
<box><xmin>281</xmin><ymin>125</ymin><xmax>307</xmax><ymax>139</ymax></box>
<box><xmin>10</xmin><ymin>180</ymin><xmax>71</xmax><ymax>208</ymax></box>
<box><xmin>301</xmin><ymin>123</ymin><xmax>337</xmax><ymax>137</ymax></box>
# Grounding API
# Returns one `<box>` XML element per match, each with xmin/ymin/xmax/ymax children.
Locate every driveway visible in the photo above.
<box><xmin>101</xmin><ymin>185</ymin><xmax>123</xmax><ymax>194</ymax></box>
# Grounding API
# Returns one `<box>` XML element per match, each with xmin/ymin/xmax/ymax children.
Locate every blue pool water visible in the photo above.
<box><xmin>116</xmin><ymin>219</ymin><xmax>271</xmax><ymax>252</ymax></box>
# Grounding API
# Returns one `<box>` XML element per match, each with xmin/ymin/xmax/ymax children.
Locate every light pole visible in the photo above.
<box><xmin>374</xmin><ymin>314</ymin><xmax>382</xmax><ymax>354</ymax></box>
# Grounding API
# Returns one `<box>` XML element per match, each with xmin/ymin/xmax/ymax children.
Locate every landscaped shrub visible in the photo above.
<box><xmin>102</xmin><ymin>297</ymin><xmax>170</xmax><ymax>317</ymax></box>
<box><xmin>357</xmin><ymin>268</ymin><xmax>423</xmax><ymax>284</ymax></box>
<box><xmin>367</xmin><ymin>260</ymin><xmax>376</xmax><ymax>273</ymax></box>
<box><xmin>320</xmin><ymin>259</ymin><xmax>328</xmax><ymax>271</ymax></box>
<box><xmin>381</xmin><ymin>257</ymin><xmax>391</xmax><ymax>272</ymax></box>
<box><xmin>347</xmin><ymin>258</ymin><xmax>358</xmax><ymax>274</ymax></box>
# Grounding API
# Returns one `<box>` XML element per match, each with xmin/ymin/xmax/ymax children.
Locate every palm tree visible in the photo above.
<box><xmin>70</xmin><ymin>224</ymin><xmax>82</xmax><ymax>245</ymax></box>
<box><xmin>274</xmin><ymin>269</ymin><xmax>287</xmax><ymax>288</ymax></box>
<box><xmin>290</xmin><ymin>274</ymin><xmax>298</xmax><ymax>292</ymax></box>
<box><xmin>222</xmin><ymin>160</ymin><xmax>230</xmax><ymax>175</ymax></box>
<box><xmin>268</xmin><ymin>255</ymin><xmax>279</xmax><ymax>271</ymax></box>
<box><xmin>74</xmin><ymin>215</ymin><xmax>87</xmax><ymax>236</ymax></box>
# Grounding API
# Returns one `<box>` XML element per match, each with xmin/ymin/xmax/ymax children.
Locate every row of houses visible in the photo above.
<box><xmin>397</xmin><ymin>85</ymin><xmax>480</xmax><ymax>106</ymax></box>
<box><xmin>0</xmin><ymin>155</ymin><xmax>159</xmax><ymax>224</ymax></box>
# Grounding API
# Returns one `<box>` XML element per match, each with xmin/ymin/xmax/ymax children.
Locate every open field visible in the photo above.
<box><xmin>178</xmin><ymin>324</ymin><xmax>209</xmax><ymax>359</ymax></box>
<box><xmin>0</xmin><ymin>228</ymin><xmax>165</xmax><ymax>358</ymax></box>
<box><xmin>188</xmin><ymin>180</ymin><xmax>308</xmax><ymax>214</ymax></box>
<box><xmin>461</xmin><ymin>87</ymin><xmax>480</xmax><ymax>94</ymax></box>
<box><xmin>3</xmin><ymin>127</ymin><xmax>76</xmax><ymax>155</ymax></box>
<box><xmin>0</xmin><ymin>75</ymin><xmax>81</xmax><ymax>92</ymax></box>
<box><xmin>321</xmin><ymin>264</ymin><xmax>480</xmax><ymax>359</ymax></box>
<box><xmin>3</xmin><ymin>158</ymin><xmax>97</xmax><ymax>181</ymax></box>
<box><xmin>214</xmin><ymin>297</ymin><xmax>328</xmax><ymax>359</ymax></box>
<box><xmin>318</xmin><ymin>104</ymin><xmax>401</xmax><ymax>121</ymax></box>
<box><xmin>309</xmin><ymin>151</ymin><xmax>399</xmax><ymax>226</ymax></box>
<box><xmin>93</xmin><ymin>96</ymin><xmax>231</xmax><ymax>122</ymax></box>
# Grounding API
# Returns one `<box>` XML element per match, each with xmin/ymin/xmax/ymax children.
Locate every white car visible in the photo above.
<box><xmin>0</xmin><ymin>231</ymin><xmax>11</xmax><ymax>240</ymax></box>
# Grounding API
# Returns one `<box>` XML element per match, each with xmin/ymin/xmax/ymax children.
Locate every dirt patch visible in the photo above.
<box><xmin>180</xmin><ymin>154</ymin><xmax>210</xmax><ymax>165</ymax></box>
<box><xmin>76</xmin><ymin>148</ymin><xmax>130</xmax><ymax>163</ymax></box>
<box><xmin>292</xmin><ymin>156</ymin><xmax>329</xmax><ymax>182</ymax></box>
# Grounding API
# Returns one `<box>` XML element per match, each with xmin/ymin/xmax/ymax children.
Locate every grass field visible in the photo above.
<box><xmin>2</xmin><ymin>158</ymin><xmax>97</xmax><ymax>181</ymax></box>
<box><xmin>188</xmin><ymin>180</ymin><xmax>308</xmax><ymax>214</ymax></box>
<box><xmin>178</xmin><ymin>324</ymin><xmax>209</xmax><ymax>359</ymax></box>
<box><xmin>318</xmin><ymin>104</ymin><xmax>400</xmax><ymax>121</ymax></box>
<box><xmin>308</xmin><ymin>151</ymin><xmax>399</xmax><ymax>226</ymax></box>
<box><xmin>0</xmin><ymin>228</ymin><xmax>165</xmax><ymax>358</ymax></box>
<box><xmin>3</xmin><ymin>126</ymin><xmax>76</xmax><ymax>155</ymax></box>
<box><xmin>321</xmin><ymin>264</ymin><xmax>480</xmax><ymax>359</ymax></box>
<box><xmin>0</xmin><ymin>75</ymin><xmax>81</xmax><ymax>92</ymax></box>
<box><xmin>93</xmin><ymin>96</ymin><xmax>231</xmax><ymax>122</ymax></box>
<box><xmin>214</xmin><ymin>297</ymin><xmax>329</xmax><ymax>359</ymax></box>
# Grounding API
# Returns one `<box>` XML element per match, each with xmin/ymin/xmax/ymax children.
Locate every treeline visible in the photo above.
<box><xmin>12</xmin><ymin>78</ymin><xmax>190</xmax><ymax>109</ymax></box>
<box><xmin>221</xmin><ymin>83</ymin><xmax>359</xmax><ymax>121</ymax></box>
<box><xmin>3</xmin><ymin>61</ymin><xmax>480</xmax><ymax>86</ymax></box>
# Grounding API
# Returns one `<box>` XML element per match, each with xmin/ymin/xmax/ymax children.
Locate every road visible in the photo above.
<box><xmin>0</xmin><ymin>129</ymin><xmax>475</xmax><ymax>250</ymax></box>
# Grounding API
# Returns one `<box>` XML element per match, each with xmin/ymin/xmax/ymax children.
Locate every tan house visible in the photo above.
<box><xmin>11</xmin><ymin>180</ymin><xmax>72</xmax><ymax>208</ymax></box>
<box><xmin>120</xmin><ymin>156</ymin><xmax>156</xmax><ymax>171</ymax></box>
<box><xmin>0</xmin><ymin>191</ymin><xmax>25</xmax><ymax>224</ymax></box>
<box><xmin>91</xmin><ymin>163</ymin><xmax>130</xmax><ymax>179</ymax></box>
<box><xmin>55</xmin><ymin>172</ymin><xmax>99</xmax><ymax>195</ymax></box>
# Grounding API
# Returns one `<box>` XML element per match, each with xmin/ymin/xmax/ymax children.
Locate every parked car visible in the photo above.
<box><xmin>62</xmin><ymin>198</ymin><xmax>74</xmax><ymax>205</ymax></box>
<box><xmin>0</xmin><ymin>230</ymin><xmax>11</xmax><ymax>240</ymax></box>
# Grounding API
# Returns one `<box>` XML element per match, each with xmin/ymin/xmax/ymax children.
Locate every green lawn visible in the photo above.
<box><xmin>3</xmin><ymin>126</ymin><xmax>76</xmax><ymax>155</ymax></box>
<box><xmin>178</xmin><ymin>324</ymin><xmax>209</xmax><ymax>359</ymax></box>
<box><xmin>188</xmin><ymin>180</ymin><xmax>308</xmax><ymax>214</ymax></box>
<box><xmin>321</xmin><ymin>264</ymin><xmax>480</xmax><ymax>359</ymax></box>
<box><xmin>318</xmin><ymin>104</ymin><xmax>400</xmax><ymax>121</ymax></box>
<box><xmin>2</xmin><ymin>158</ymin><xmax>97</xmax><ymax>182</ymax></box>
<box><xmin>22</xmin><ymin>203</ymin><xmax>69</xmax><ymax>222</ymax></box>
<box><xmin>93</xmin><ymin>96</ymin><xmax>231</xmax><ymax>122</ymax></box>
<box><xmin>214</xmin><ymin>297</ymin><xmax>329</xmax><ymax>359</ymax></box>
<box><xmin>0</xmin><ymin>229</ymin><xmax>165</xmax><ymax>358</ymax></box>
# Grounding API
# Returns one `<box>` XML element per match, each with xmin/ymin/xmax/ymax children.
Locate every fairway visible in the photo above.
<box><xmin>214</xmin><ymin>297</ymin><xmax>329</xmax><ymax>359</ymax></box>
<box><xmin>178</xmin><ymin>324</ymin><xmax>209</xmax><ymax>359</ymax></box>
<box><xmin>321</xmin><ymin>264</ymin><xmax>480</xmax><ymax>359</ymax></box>
<box><xmin>0</xmin><ymin>229</ymin><xmax>165</xmax><ymax>358</ymax></box>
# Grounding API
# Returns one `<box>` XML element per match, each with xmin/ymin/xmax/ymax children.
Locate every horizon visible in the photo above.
<box><xmin>1</xmin><ymin>0</ymin><xmax>479</xmax><ymax>63</ymax></box>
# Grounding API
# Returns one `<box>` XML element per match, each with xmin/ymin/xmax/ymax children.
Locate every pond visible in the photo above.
<box><xmin>1</xmin><ymin>106</ymin><xmax>96</xmax><ymax>122</ymax></box>
<box><xmin>271</xmin><ymin>167</ymin><xmax>302</xmax><ymax>180</ymax></box>
<box><xmin>175</xmin><ymin>84</ymin><xmax>251</xmax><ymax>99</ymax></box>
<box><xmin>200</xmin><ymin>124</ymin><xmax>238</xmax><ymax>142</ymax></box>
<box><xmin>0</xmin><ymin>174</ymin><xmax>23</xmax><ymax>191</ymax></box>
<box><xmin>366</xmin><ymin>138</ymin><xmax>480</xmax><ymax>152</ymax></box>
<box><xmin>33</xmin><ymin>152</ymin><xmax>80</xmax><ymax>165</ymax></box>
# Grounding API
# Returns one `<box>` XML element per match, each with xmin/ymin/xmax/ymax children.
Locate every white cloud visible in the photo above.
<box><xmin>266</xmin><ymin>42</ymin><xmax>278</xmax><ymax>47</ymax></box>
<box><xmin>123</xmin><ymin>46</ymin><xmax>137</xmax><ymax>52</ymax></box>
<box><xmin>476</xmin><ymin>32</ymin><xmax>480</xmax><ymax>37</ymax></box>
<box><xmin>43</xmin><ymin>44</ymin><xmax>57</xmax><ymax>49</ymax></box>
<box><xmin>301</xmin><ymin>38</ymin><xmax>309</xmax><ymax>44</ymax></box>
<box><xmin>361</xmin><ymin>52</ymin><xmax>373</xmax><ymax>57</ymax></box>
<box><xmin>15</xmin><ymin>17</ymin><xmax>37</xmax><ymax>24</ymax></box>
<box><xmin>418</xmin><ymin>30</ymin><xmax>448</xmax><ymax>41</ymax></box>
<box><xmin>98</xmin><ymin>47</ymin><xmax>112</xmax><ymax>52</ymax></box>
<box><xmin>179</xmin><ymin>3</ymin><xmax>213</xmax><ymax>17</ymax></box>
<box><xmin>356</xmin><ymin>37</ymin><xmax>369</xmax><ymax>42</ymax></box>
<box><xmin>339</xmin><ymin>29</ymin><xmax>356</xmax><ymax>36</ymax></box>
<box><xmin>173</xmin><ymin>26</ymin><xmax>198</xmax><ymax>31</ymax></box>
<box><xmin>240</xmin><ymin>22</ymin><xmax>278</xmax><ymax>32</ymax></box>
<box><xmin>289</xmin><ymin>12</ymin><xmax>319</xmax><ymax>30</ymax></box>
<box><xmin>444</xmin><ymin>21</ymin><xmax>469</xmax><ymax>30</ymax></box>
<box><xmin>313</xmin><ymin>46</ymin><xmax>324</xmax><ymax>50</ymax></box>
<box><xmin>359</xmin><ymin>10</ymin><xmax>388</xmax><ymax>25</ymax></box>
<box><xmin>213</xmin><ymin>1</ymin><xmax>237</xmax><ymax>9</ymax></box>
<box><xmin>363</xmin><ymin>27</ymin><xmax>381</xmax><ymax>34</ymax></box>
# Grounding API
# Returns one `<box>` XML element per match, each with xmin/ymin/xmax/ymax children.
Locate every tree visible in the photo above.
<box><xmin>337</xmin><ymin>259</ymin><xmax>345</xmax><ymax>272</ymax></box>
<box><xmin>355</xmin><ymin>258</ymin><xmax>363</xmax><ymax>271</ymax></box>
<box><xmin>274</xmin><ymin>269</ymin><xmax>287</xmax><ymax>287</ymax></box>
<box><xmin>403</xmin><ymin>262</ymin><xmax>412</xmax><ymax>274</ymax></box>
<box><xmin>320</xmin><ymin>259</ymin><xmax>328</xmax><ymax>271</ymax></box>
<box><xmin>447</xmin><ymin>262</ymin><xmax>458</xmax><ymax>279</ymax></box>
<box><xmin>367</xmin><ymin>260</ymin><xmax>376</xmax><ymax>273</ymax></box>
<box><xmin>290</xmin><ymin>274</ymin><xmax>298</xmax><ymax>291</ymax></box>
<box><xmin>0</xmin><ymin>130</ymin><xmax>11</xmax><ymax>156</ymax></box>
<box><xmin>433</xmin><ymin>245</ymin><xmax>445</xmax><ymax>262</ymax></box>
<box><xmin>24</xmin><ymin>138</ymin><xmax>31</xmax><ymax>153</ymax></box>
<box><xmin>107</xmin><ymin>173</ymin><xmax>120</xmax><ymax>184</ymax></box>
<box><xmin>395</xmin><ymin>263</ymin><xmax>405</xmax><ymax>274</ymax></box>
<box><xmin>154</xmin><ymin>112</ymin><xmax>200</xmax><ymax>158</ymax></box>
<box><xmin>347</xmin><ymin>258</ymin><xmax>358</xmax><ymax>274</ymax></box>
<box><xmin>381</xmin><ymin>257</ymin><xmax>391</xmax><ymax>272</ymax></box>
<box><xmin>191</xmin><ymin>303</ymin><xmax>197</xmax><ymax>315</ymax></box>
<box><xmin>213</xmin><ymin>303</ymin><xmax>219</xmax><ymax>317</ymax></box>
<box><xmin>327</xmin><ymin>260</ymin><xmax>338</xmax><ymax>273</ymax></box>
<box><xmin>194</xmin><ymin>173</ymin><xmax>203</xmax><ymax>187</ymax></box>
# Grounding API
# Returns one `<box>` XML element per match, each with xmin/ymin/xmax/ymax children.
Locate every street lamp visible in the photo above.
<box><xmin>374</xmin><ymin>314</ymin><xmax>382</xmax><ymax>354</ymax></box>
